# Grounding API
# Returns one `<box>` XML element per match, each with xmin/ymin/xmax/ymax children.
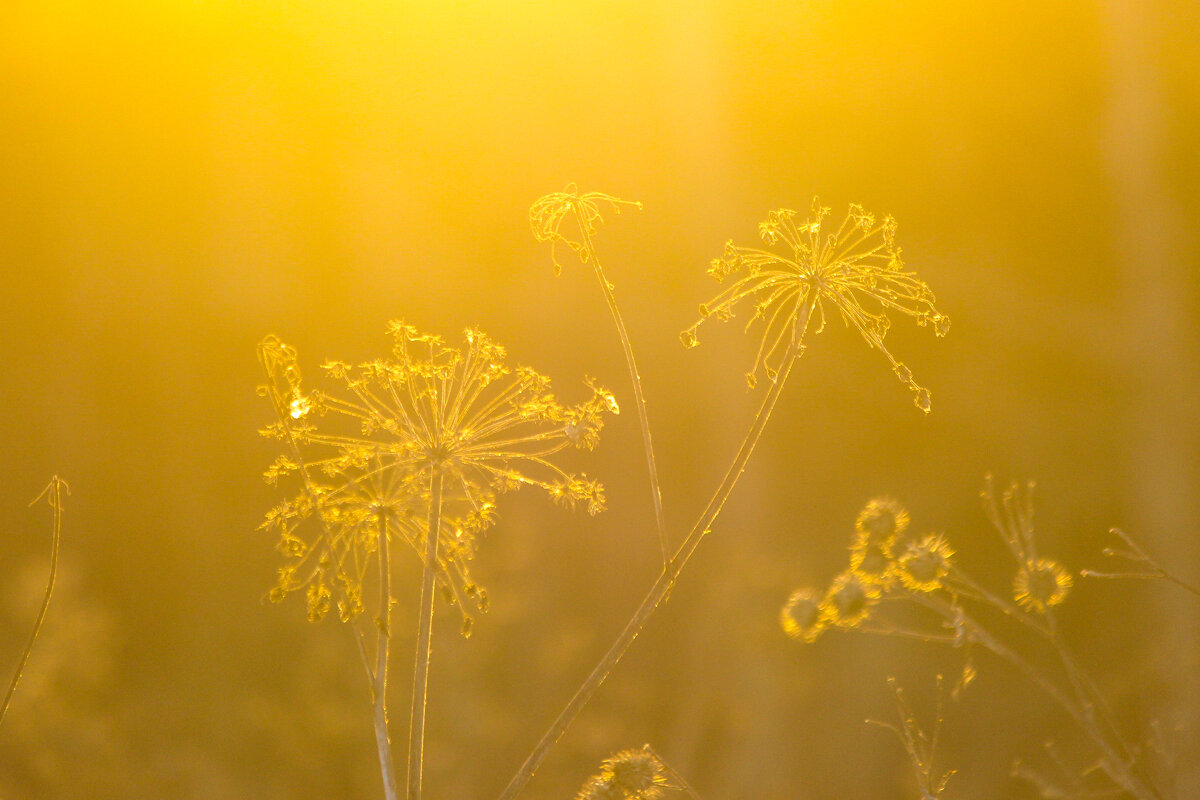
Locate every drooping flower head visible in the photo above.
<box><xmin>530</xmin><ymin>183</ymin><xmax>642</xmax><ymax>274</ymax></box>
<box><xmin>682</xmin><ymin>199</ymin><xmax>949</xmax><ymax>410</ymax></box>
<box><xmin>258</xmin><ymin>324</ymin><xmax>616</xmax><ymax>632</ymax></box>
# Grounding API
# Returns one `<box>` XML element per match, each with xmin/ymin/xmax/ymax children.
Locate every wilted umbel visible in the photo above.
<box><xmin>681</xmin><ymin>199</ymin><xmax>949</xmax><ymax>410</ymax></box>
<box><xmin>258</xmin><ymin>323</ymin><xmax>616</xmax><ymax>631</ymax></box>
<box><xmin>529</xmin><ymin>183</ymin><xmax>642</xmax><ymax>274</ymax></box>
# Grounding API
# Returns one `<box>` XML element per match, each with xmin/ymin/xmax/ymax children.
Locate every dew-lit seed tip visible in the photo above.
<box><xmin>1013</xmin><ymin>558</ymin><xmax>1073</xmax><ymax>613</ymax></box>
<box><xmin>914</xmin><ymin>387</ymin><xmax>932</xmax><ymax>414</ymax></box>
<box><xmin>679</xmin><ymin>328</ymin><xmax>699</xmax><ymax>349</ymax></box>
<box><xmin>781</xmin><ymin>587</ymin><xmax>825</xmax><ymax>643</ymax></box>
<box><xmin>933</xmin><ymin>313</ymin><xmax>951</xmax><ymax>337</ymax></box>
<box><xmin>856</xmin><ymin>497</ymin><xmax>910</xmax><ymax>547</ymax></box>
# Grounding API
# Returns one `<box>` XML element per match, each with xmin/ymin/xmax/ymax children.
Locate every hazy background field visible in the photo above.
<box><xmin>1</xmin><ymin>1</ymin><xmax>1198</xmax><ymax>797</ymax></box>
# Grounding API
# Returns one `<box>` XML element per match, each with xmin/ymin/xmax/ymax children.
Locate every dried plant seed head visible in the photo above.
<box><xmin>897</xmin><ymin>534</ymin><xmax>955</xmax><ymax>592</ymax></box>
<box><xmin>781</xmin><ymin>587</ymin><xmax>826</xmax><ymax>643</ymax></box>
<box><xmin>257</xmin><ymin>324</ymin><xmax>615</xmax><ymax>632</ymax></box>
<box><xmin>822</xmin><ymin>570</ymin><xmax>881</xmax><ymax>628</ymax></box>
<box><xmin>575</xmin><ymin>776</ymin><xmax>621</xmax><ymax>800</ymax></box>
<box><xmin>850</xmin><ymin>530</ymin><xmax>897</xmax><ymax>584</ymax></box>
<box><xmin>683</xmin><ymin>199</ymin><xmax>948</xmax><ymax>410</ymax></box>
<box><xmin>1013</xmin><ymin>558</ymin><xmax>1073</xmax><ymax>612</ymax></box>
<box><xmin>530</xmin><ymin>184</ymin><xmax>642</xmax><ymax>274</ymax></box>
<box><xmin>600</xmin><ymin>747</ymin><xmax>668</xmax><ymax>800</ymax></box>
<box><xmin>856</xmin><ymin>497</ymin><xmax>911</xmax><ymax>551</ymax></box>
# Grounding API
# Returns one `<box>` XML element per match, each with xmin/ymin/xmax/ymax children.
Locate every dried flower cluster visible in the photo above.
<box><xmin>682</xmin><ymin>199</ymin><xmax>949</xmax><ymax>410</ymax></box>
<box><xmin>258</xmin><ymin>323</ymin><xmax>616</xmax><ymax>630</ymax></box>
<box><xmin>780</xmin><ymin>487</ymin><xmax>1074</xmax><ymax>645</ymax></box>
<box><xmin>529</xmin><ymin>183</ymin><xmax>642</xmax><ymax>275</ymax></box>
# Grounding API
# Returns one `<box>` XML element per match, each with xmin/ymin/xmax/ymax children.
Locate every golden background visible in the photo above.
<box><xmin>1</xmin><ymin>1</ymin><xmax>1197</xmax><ymax>797</ymax></box>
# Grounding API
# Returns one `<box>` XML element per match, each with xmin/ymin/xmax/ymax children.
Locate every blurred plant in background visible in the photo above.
<box><xmin>782</xmin><ymin>479</ymin><xmax>1170</xmax><ymax>799</ymax></box>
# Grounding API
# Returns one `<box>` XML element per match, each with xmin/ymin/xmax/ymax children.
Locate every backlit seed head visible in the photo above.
<box><xmin>821</xmin><ymin>571</ymin><xmax>881</xmax><ymax>628</ymax></box>
<box><xmin>258</xmin><ymin>324</ymin><xmax>613</xmax><ymax>631</ymax></box>
<box><xmin>530</xmin><ymin>184</ymin><xmax>642</xmax><ymax>275</ymax></box>
<box><xmin>600</xmin><ymin>747</ymin><xmax>668</xmax><ymax>800</ymax></box>
<box><xmin>1014</xmin><ymin>558</ymin><xmax>1073</xmax><ymax>612</ymax></box>
<box><xmin>896</xmin><ymin>534</ymin><xmax>955</xmax><ymax>592</ymax></box>
<box><xmin>856</xmin><ymin>497</ymin><xmax>910</xmax><ymax>551</ymax></box>
<box><xmin>781</xmin><ymin>587</ymin><xmax>826</xmax><ymax>643</ymax></box>
<box><xmin>685</xmin><ymin>200</ymin><xmax>947</xmax><ymax>407</ymax></box>
<box><xmin>850</xmin><ymin>537</ymin><xmax>894</xmax><ymax>583</ymax></box>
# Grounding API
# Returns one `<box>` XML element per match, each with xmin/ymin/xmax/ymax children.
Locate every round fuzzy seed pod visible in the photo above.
<box><xmin>856</xmin><ymin>497</ymin><xmax>910</xmax><ymax>551</ymax></box>
<box><xmin>1014</xmin><ymin>558</ymin><xmax>1073</xmax><ymax>612</ymax></box>
<box><xmin>821</xmin><ymin>571</ymin><xmax>881</xmax><ymax>628</ymax></box>
<box><xmin>781</xmin><ymin>588</ymin><xmax>826</xmax><ymax>643</ymax></box>
<box><xmin>897</xmin><ymin>534</ymin><xmax>955</xmax><ymax>592</ymax></box>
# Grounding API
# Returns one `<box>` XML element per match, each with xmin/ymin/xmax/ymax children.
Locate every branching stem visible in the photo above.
<box><xmin>497</xmin><ymin>296</ymin><xmax>817</xmax><ymax>800</ymax></box>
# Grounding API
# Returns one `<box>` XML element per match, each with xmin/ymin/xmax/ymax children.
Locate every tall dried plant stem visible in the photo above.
<box><xmin>0</xmin><ymin>476</ymin><xmax>67</xmax><ymax>730</ymax></box>
<box><xmin>372</xmin><ymin>512</ymin><xmax>401</xmax><ymax>800</ymax></box>
<box><xmin>407</xmin><ymin>471</ymin><xmax>443</xmax><ymax>800</ymax></box>
<box><xmin>579</xmin><ymin>223</ymin><xmax>668</xmax><ymax>563</ymax></box>
<box><xmin>498</xmin><ymin>297</ymin><xmax>817</xmax><ymax>800</ymax></box>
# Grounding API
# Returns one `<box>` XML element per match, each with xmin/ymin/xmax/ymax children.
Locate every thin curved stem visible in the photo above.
<box><xmin>579</xmin><ymin>222</ymin><xmax>669</xmax><ymax>564</ymax></box>
<box><xmin>1</xmin><ymin>476</ymin><xmax>67</xmax><ymax>730</ymax></box>
<box><xmin>372</xmin><ymin>513</ymin><xmax>401</xmax><ymax>800</ymax></box>
<box><xmin>497</xmin><ymin>296</ymin><xmax>817</xmax><ymax>800</ymax></box>
<box><xmin>407</xmin><ymin>471</ymin><xmax>443</xmax><ymax>800</ymax></box>
<box><xmin>910</xmin><ymin>592</ymin><xmax>1159</xmax><ymax>799</ymax></box>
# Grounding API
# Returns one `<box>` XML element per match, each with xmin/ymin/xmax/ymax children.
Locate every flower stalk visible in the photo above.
<box><xmin>1</xmin><ymin>476</ymin><xmax>68</xmax><ymax>730</ymax></box>
<box><xmin>407</xmin><ymin>471</ymin><xmax>444</xmax><ymax>800</ymax></box>
<box><xmin>498</xmin><ymin>296</ymin><xmax>817</xmax><ymax>800</ymax></box>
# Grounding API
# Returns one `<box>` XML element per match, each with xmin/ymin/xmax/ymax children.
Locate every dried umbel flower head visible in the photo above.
<box><xmin>822</xmin><ymin>570</ymin><xmax>881</xmax><ymax>628</ymax></box>
<box><xmin>896</xmin><ymin>534</ymin><xmax>955</xmax><ymax>593</ymax></box>
<box><xmin>258</xmin><ymin>324</ymin><xmax>615</xmax><ymax>631</ymax></box>
<box><xmin>530</xmin><ymin>184</ymin><xmax>642</xmax><ymax>274</ymax></box>
<box><xmin>856</xmin><ymin>496</ymin><xmax>911</xmax><ymax>552</ymax></box>
<box><xmin>599</xmin><ymin>747</ymin><xmax>669</xmax><ymax>800</ymax></box>
<box><xmin>682</xmin><ymin>199</ymin><xmax>949</xmax><ymax>410</ymax></box>
<box><xmin>781</xmin><ymin>587</ymin><xmax>825</xmax><ymax>643</ymax></box>
<box><xmin>1013</xmin><ymin>558</ymin><xmax>1073</xmax><ymax>612</ymax></box>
